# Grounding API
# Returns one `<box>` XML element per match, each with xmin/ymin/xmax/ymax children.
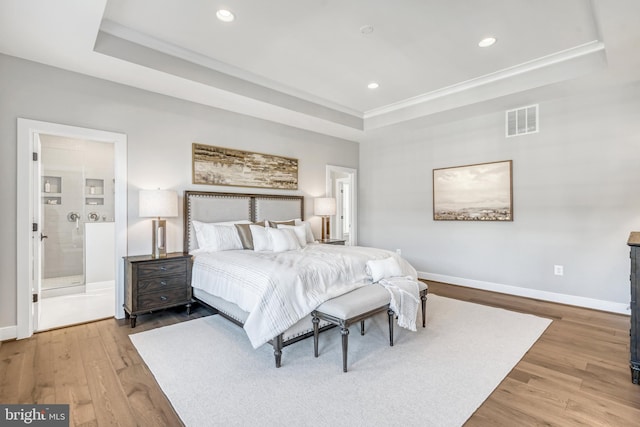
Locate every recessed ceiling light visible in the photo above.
<box><xmin>216</xmin><ymin>9</ymin><xmax>235</xmax><ymax>22</ymax></box>
<box><xmin>360</xmin><ymin>25</ymin><xmax>374</xmax><ymax>35</ymax></box>
<box><xmin>367</xmin><ymin>82</ymin><xmax>379</xmax><ymax>89</ymax></box>
<box><xmin>478</xmin><ymin>37</ymin><xmax>497</xmax><ymax>47</ymax></box>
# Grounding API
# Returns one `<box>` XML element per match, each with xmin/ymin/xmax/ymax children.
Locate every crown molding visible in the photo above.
<box><xmin>100</xmin><ymin>20</ymin><xmax>362</xmax><ymax>118</ymax></box>
<box><xmin>364</xmin><ymin>40</ymin><xmax>606</xmax><ymax>120</ymax></box>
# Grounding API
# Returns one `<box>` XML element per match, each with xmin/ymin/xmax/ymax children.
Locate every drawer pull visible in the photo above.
<box><xmin>160</xmin><ymin>295</ymin><xmax>168</xmax><ymax>301</ymax></box>
<box><xmin>160</xmin><ymin>281</ymin><xmax>167</xmax><ymax>286</ymax></box>
<box><xmin>160</xmin><ymin>266</ymin><xmax>167</xmax><ymax>271</ymax></box>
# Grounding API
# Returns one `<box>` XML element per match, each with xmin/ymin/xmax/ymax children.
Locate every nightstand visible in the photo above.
<box><xmin>123</xmin><ymin>252</ymin><xmax>194</xmax><ymax>327</ymax></box>
<box><xmin>319</xmin><ymin>238</ymin><xmax>346</xmax><ymax>245</ymax></box>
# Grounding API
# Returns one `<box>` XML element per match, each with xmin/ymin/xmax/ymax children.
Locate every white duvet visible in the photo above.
<box><xmin>191</xmin><ymin>244</ymin><xmax>417</xmax><ymax>348</ymax></box>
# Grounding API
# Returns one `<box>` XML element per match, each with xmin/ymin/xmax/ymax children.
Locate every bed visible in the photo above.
<box><xmin>184</xmin><ymin>190</ymin><xmax>418</xmax><ymax>367</ymax></box>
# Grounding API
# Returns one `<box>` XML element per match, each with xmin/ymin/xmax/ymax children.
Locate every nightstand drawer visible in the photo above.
<box><xmin>137</xmin><ymin>275</ymin><xmax>186</xmax><ymax>294</ymax></box>
<box><xmin>137</xmin><ymin>259</ymin><xmax>188</xmax><ymax>279</ymax></box>
<box><xmin>137</xmin><ymin>288</ymin><xmax>190</xmax><ymax>310</ymax></box>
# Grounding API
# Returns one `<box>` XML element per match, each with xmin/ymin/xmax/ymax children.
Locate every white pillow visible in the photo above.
<box><xmin>277</xmin><ymin>224</ymin><xmax>307</xmax><ymax>247</ymax></box>
<box><xmin>269</xmin><ymin>228</ymin><xmax>301</xmax><ymax>252</ymax></box>
<box><xmin>366</xmin><ymin>257</ymin><xmax>403</xmax><ymax>282</ymax></box>
<box><xmin>294</xmin><ymin>219</ymin><xmax>316</xmax><ymax>243</ymax></box>
<box><xmin>250</xmin><ymin>224</ymin><xmax>272</xmax><ymax>251</ymax></box>
<box><xmin>192</xmin><ymin>220</ymin><xmax>250</xmax><ymax>248</ymax></box>
<box><xmin>192</xmin><ymin>221</ymin><xmax>243</xmax><ymax>252</ymax></box>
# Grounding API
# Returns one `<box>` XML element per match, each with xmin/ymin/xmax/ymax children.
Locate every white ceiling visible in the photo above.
<box><xmin>1</xmin><ymin>0</ymin><xmax>639</xmax><ymax>141</ymax></box>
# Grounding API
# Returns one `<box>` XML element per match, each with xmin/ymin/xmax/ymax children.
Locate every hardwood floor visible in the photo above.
<box><xmin>427</xmin><ymin>282</ymin><xmax>640</xmax><ymax>426</ymax></box>
<box><xmin>0</xmin><ymin>306</ymin><xmax>213</xmax><ymax>427</ymax></box>
<box><xmin>1</xmin><ymin>283</ymin><xmax>639</xmax><ymax>426</ymax></box>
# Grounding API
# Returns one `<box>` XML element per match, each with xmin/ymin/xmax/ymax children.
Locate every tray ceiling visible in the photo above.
<box><xmin>1</xmin><ymin>0</ymin><xmax>638</xmax><ymax>140</ymax></box>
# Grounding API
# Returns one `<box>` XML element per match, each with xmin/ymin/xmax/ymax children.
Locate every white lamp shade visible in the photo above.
<box><xmin>314</xmin><ymin>197</ymin><xmax>336</xmax><ymax>216</ymax></box>
<box><xmin>139</xmin><ymin>189</ymin><xmax>178</xmax><ymax>218</ymax></box>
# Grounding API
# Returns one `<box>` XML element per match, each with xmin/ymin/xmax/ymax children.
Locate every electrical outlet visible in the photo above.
<box><xmin>396</xmin><ymin>249</ymin><xmax>402</xmax><ymax>256</ymax></box>
<box><xmin>554</xmin><ymin>265</ymin><xmax>564</xmax><ymax>276</ymax></box>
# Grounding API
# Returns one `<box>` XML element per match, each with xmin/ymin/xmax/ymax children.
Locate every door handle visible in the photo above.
<box><xmin>40</xmin><ymin>233</ymin><xmax>48</xmax><ymax>241</ymax></box>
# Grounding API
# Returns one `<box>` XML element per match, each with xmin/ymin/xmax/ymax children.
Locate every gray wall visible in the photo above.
<box><xmin>360</xmin><ymin>81</ymin><xmax>640</xmax><ymax>309</ymax></box>
<box><xmin>3</xmin><ymin>51</ymin><xmax>638</xmax><ymax>330</ymax></box>
<box><xmin>0</xmin><ymin>54</ymin><xmax>358</xmax><ymax>329</ymax></box>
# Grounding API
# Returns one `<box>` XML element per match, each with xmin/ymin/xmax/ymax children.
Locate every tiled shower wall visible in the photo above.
<box><xmin>40</xmin><ymin>135</ymin><xmax>114</xmax><ymax>280</ymax></box>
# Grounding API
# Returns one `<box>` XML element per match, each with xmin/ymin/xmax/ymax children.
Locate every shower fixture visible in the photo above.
<box><xmin>67</xmin><ymin>211</ymin><xmax>80</xmax><ymax>229</ymax></box>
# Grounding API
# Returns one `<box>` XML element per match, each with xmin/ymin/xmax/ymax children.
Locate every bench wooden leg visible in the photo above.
<box><xmin>387</xmin><ymin>309</ymin><xmax>394</xmax><ymax>346</ymax></box>
<box><xmin>421</xmin><ymin>291</ymin><xmax>428</xmax><ymax>328</ymax></box>
<box><xmin>341</xmin><ymin>327</ymin><xmax>349</xmax><ymax>372</ymax></box>
<box><xmin>312</xmin><ymin>315</ymin><xmax>320</xmax><ymax>358</ymax></box>
<box><xmin>273</xmin><ymin>334</ymin><xmax>283</xmax><ymax>368</ymax></box>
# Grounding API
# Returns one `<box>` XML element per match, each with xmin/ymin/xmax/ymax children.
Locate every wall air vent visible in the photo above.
<box><xmin>506</xmin><ymin>104</ymin><xmax>538</xmax><ymax>137</ymax></box>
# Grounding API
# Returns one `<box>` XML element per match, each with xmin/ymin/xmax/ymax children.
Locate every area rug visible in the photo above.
<box><xmin>130</xmin><ymin>294</ymin><xmax>551</xmax><ymax>427</ymax></box>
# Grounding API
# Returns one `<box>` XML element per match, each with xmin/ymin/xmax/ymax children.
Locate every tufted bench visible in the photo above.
<box><xmin>312</xmin><ymin>281</ymin><xmax>428</xmax><ymax>372</ymax></box>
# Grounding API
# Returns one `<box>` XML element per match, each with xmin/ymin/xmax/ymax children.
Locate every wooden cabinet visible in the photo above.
<box><xmin>123</xmin><ymin>252</ymin><xmax>194</xmax><ymax>327</ymax></box>
<box><xmin>628</xmin><ymin>232</ymin><xmax>640</xmax><ymax>384</ymax></box>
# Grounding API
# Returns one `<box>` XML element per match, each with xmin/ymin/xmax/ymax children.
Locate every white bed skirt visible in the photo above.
<box><xmin>193</xmin><ymin>287</ymin><xmax>330</xmax><ymax>345</ymax></box>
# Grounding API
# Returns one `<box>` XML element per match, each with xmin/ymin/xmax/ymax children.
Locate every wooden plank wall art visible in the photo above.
<box><xmin>433</xmin><ymin>160</ymin><xmax>513</xmax><ymax>221</ymax></box>
<box><xmin>192</xmin><ymin>143</ymin><xmax>298</xmax><ymax>190</ymax></box>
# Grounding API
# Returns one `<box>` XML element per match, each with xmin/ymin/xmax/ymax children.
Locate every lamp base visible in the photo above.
<box><xmin>321</xmin><ymin>216</ymin><xmax>330</xmax><ymax>241</ymax></box>
<box><xmin>151</xmin><ymin>219</ymin><xmax>167</xmax><ymax>258</ymax></box>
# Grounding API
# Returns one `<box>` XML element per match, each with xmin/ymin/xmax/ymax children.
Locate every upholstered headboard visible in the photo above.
<box><xmin>184</xmin><ymin>191</ymin><xmax>304</xmax><ymax>252</ymax></box>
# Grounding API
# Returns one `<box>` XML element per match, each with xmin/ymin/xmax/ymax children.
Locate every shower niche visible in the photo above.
<box><xmin>85</xmin><ymin>178</ymin><xmax>104</xmax><ymax>206</ymax></box>
<box><xmin>42</xmin><ymin>175</ymin><xmax>62</xmax><ymax>205</ymax></box>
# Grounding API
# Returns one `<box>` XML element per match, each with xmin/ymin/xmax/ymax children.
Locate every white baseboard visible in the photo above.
<box><xmin>0</xmin><ymin>325</ymin><xmax>17</xmax><ymax>341</ymax></box>
<box><xmin>419</xmin><ymin>271</ymin><xmax>630</xmax><ymax>315</ymax></box>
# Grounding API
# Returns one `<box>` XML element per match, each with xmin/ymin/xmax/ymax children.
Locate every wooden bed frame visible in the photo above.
<box><xmin>183</xmin><ymin>190</ymin><xmax>334</xmax><ymax>367</ymax></box>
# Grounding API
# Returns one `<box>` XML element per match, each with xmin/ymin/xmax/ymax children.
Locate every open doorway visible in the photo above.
<box><xmin>37</xmin><ymin>135</ymin><xmax>116</xmax><ymax>330</ymax></box>
<box><xmin>16</xmin><ymin>119</ymin><xmax>127</xmax><ymax>338</ymax></box>
<box><xmin>326</xmin><ymin>165</ymin><xmax>357</xmax><ymax>246</ymax></box>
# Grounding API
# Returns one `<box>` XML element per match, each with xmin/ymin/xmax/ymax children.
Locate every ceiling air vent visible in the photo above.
<box><xmin>506</xmin><ymin>104</ymin><xmax>538</xmax><ymax>137</ymax></box>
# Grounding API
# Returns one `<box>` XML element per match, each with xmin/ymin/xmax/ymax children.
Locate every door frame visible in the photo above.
<box><xmin>325</xmin><ymin>165</ymin><xmax>357</xmax><ymax>245</ymax></box>
<box><xmin>16</xmin><ymin>118</ymin><xmax>127</xmax><ymax>339</ymax></box>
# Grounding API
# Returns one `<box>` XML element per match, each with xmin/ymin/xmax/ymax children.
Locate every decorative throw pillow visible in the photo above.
<box><xmin>268</xmin><ymin>227</ymin><xmax>301</xmax><ymax>252</ymax></box>
<box><xmin>235</xmin><ymin>223</ymin><xmax>255</xmax><ymax>250</ymax></box>
<box><xmin>277</xmin><ymin>224</ymin><xmax>308</xmax><ymax>247</ymax></box>
<box><xmin>250</xmin><ymin>224</ymin><xmax>272</xmax><ymax>251</ymax></box>
<box><xmin>267</xmin><ymin>219</ymin><xmax>296</xmax><ymax>228</ymax></box>
<box><xmin>366</xmin><ymin>257</ymin><xmax>403</xmax><ymax>282</ymax></box>
<box><xmin>294</xmin><ymin>219</ymin><xmax>316</xmax><ymax>243</ymax></box>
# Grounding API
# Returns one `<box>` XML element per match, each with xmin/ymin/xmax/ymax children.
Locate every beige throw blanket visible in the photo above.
<box><xmin>366</xmin><ymin>257</ymin><xmax>421</xmax><ymax>331</ymax></box>
<box><xmin>380</xmin><ymin>277</ymin><xmax>420</xmax><ymax>331</ymax></box>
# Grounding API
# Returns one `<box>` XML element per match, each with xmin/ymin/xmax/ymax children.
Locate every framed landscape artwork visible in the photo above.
<box><xmin>433</xmin><ymin>160</ymin><xmax>513</xmax><ymax>221</ymax></box>
<box><xmin>192</xmin><ymin>143</ymin><xmax>298</xmax><ymax>190</ymax></box>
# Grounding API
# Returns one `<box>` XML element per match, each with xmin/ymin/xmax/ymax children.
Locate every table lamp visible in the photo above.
<box><xmin>314</xmin><ymin>197</ymin><xmax>336</xmax><ymax>241</ymax></box>
<box><xmin>139</xmin><ymin>189</ymin><xmax>178</xmax><ymax>258</ymax></box>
